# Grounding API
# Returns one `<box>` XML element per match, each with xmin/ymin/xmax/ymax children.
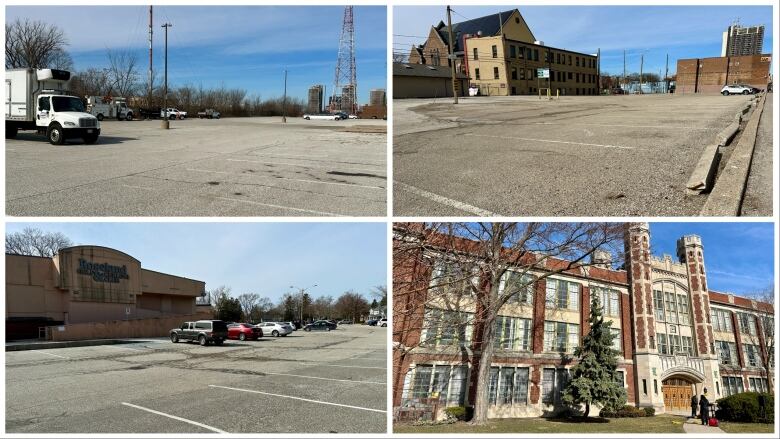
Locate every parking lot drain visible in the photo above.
<box><xmin>207</xmin><ymin>181</ymin><xmax>220</xmax><ymax>185</ymax></box>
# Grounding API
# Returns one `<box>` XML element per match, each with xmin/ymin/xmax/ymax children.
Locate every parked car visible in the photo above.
<box><xmin>721</xmin><ymin>84</ymin><xmax>753</xmax><ymax>95</ymax></box>
<box><xmin>347</xmin><ymin>114</ymin><xmax>358</xmax><ymax>119</ymax></box>
<box><xmin>366</xmin><ymin>319</ymin><xmax>378</xmax><ymax>326</ymax></box>
<box><xmin>379</xmin><ymin>318</ymin><xmax>388</xmax><ymax>327</ymax></box>
<box><xmin>303</xmin><ymin>113</ymin><xmax>341</xmax><ymax>120</ymax></box>
<box><xmin>283</xmin><ymin>321</ymin><xmax>298</xmax><ymax>331</ymax></box>
<box><xmin>227</xmin><ymin>323</ymin><xmax>263</xmax><ymax>341</ymax></box>
<box><xmin>338</xmin><ymin>319</ymin><xmax>353</xmax><ymax>325</ymax></box>
<box><xmin>303</xmin><ymin>320</ymin><xmax>337</xmax><ymax>331</ymax></box>
<box><xmin>256</xmin><ymin>321</ymin><xmax>293</xmax><ymax>337</ymax></box>
<box><xmin>170</xmin><ymin>320</ymin><xmax>228</xmax><ymax>346</ymax></box>
<box><xmin>197</xmin><ymin>108</ymin><xmax>221</xmax><ymax>119</ymax></box>
<box><xmin>161</xmin><ymin>107</ymin><xmax>187</xmax><ymax>119</ymax></box>
<box><xmin>610</xmin><ymin>88</ymin><xmax>625</xmax><ymax>95</ymax></box>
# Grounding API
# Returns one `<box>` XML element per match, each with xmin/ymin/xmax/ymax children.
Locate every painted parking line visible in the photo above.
<box><xmin>464</xmin><ymin>133</ymin><xmax>634</xmax><ymax>150</ymax></box>
<box><xmin>526</xmin><ymin>121</ymin><xmax>712</xmax><ymax>130</ymax></box>
<box><xmin>317</xmin><ymin>364</ymin><xmax>386</xmax><ymax>370</ymax></box>
<box><xmin>209</xmin><ymin>385</ymin><xmax>385</xmax><ymax>414</ymax></box>
<box><xmin>121</xmin><ymin>402</ymin><xmax>227</xmax><ymax>433</ymax></box>
<box><xmin>225</xmin><ymin>158</ymin><xmax>386</xmax><ymax>174</ymax></box>
<box><xmin>186</xmin><ymin>168</ymin><xmax>385</xmax><ymax>190</ymax></box>
<box><xmin>213</xmin><ymin>196</ymin><xmax>343</xmax><ymax>217</ymax></box>
<box><xmin>394</xmin><ymin>181</ymin><xmax>497</xmax><ymax>217</ymax></box>
<box><xmin>258</xmin><ymin>370</ymin><xmax>385</xmax><ymax>385</ymax></box>
<box><xmin>30</xmin><ymin>350</ymin><xmax>69</xmax><ymax>360</ymax></box>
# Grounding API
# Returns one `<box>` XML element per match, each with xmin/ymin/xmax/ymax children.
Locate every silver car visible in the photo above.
<box><xmin>256</xmin><ymin>322</ymin><xmax>293</xmax><ymax>337</ymax></box>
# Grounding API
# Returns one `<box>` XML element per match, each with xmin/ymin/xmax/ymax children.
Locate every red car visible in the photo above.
<box><xmin>227</xmin><ymin>323</ymin><xmax>263</xmax><ymax>341</ymax></box>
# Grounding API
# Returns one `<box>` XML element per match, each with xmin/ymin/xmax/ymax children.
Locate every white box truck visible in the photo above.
<box><xmin>6</xmin><ymin>68</ymin><xmax>100</xmax><ymax>144</ymax></box>
<box><xmin>86</xmin><ymin>95</ymin><xmax>134</xmax><ymax>121</ymax></box>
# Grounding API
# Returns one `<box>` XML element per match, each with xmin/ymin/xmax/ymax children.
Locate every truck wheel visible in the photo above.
<box><xmin>96</xmin><ymin>113</ymin><xmax>104</xmax><ymax>121</ymax></box>
<box><xmin>126</xmin><ymin>113</ymin><xmax>133</xmax><ymax>121</ymax></box>
<box><xmin>83</xmin><ymin>133</ymin><xmax>99</xmax><ymax>144</ymax></box>
<box><xmin>169</xmin><ymin>114</ymin><xmax>176</xmax><ymax>121</ymax></box>
<box><xmin>214</xmin><ymin>339</ymin><xmax>224</xmax><ymax>346</ymax></box>
<box><xmin>199</xmin><ymin>335</ymin><xmax>207</xmax><ymax>346</ymax></box>
<box><xmin>6</xmin><ymin>126</ymin><xmax>18</xmax><ymax>139</ymax></box>
<box><xmin>171</xmin><ymin>333</ymin><xmax>179</xmax><ymax>343</ymax></box>
<box><xmin>742</xmin><ymin>90</ymin><xmax>750</xmax><ymax>95</ymax></box>
<box><xmin>47</xmin><ymin>123</ymin><xmax>66</xmax><ymax>145</ymax></box>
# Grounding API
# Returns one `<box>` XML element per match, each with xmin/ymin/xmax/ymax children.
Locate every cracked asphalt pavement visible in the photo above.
<box><xmin>5</xmin><ymin>325</ymin><xmax>387</xmax><ymax>434</ymax></box>
<box><xmin>393</xmin><ymin>94</ymin><xmax>757</xmax><ymax>216</ymax></box>
<box><xmin>6</xmin><ymin>117</ymin><xmax>387</xmax><ymax>217</ymax></box>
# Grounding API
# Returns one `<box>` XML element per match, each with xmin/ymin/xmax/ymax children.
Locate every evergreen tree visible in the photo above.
<box><xmin>562</xmin><ymin>294</ymin><xmax>627</xmax><ymax>417</ymax></box>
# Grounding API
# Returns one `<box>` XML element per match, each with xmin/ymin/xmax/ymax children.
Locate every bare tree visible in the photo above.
<box><xmin>5</xmin><ymin>18</ymin><xmax>72</xmax><ymax>69</ymax></box>
<box><xmin>335</xmin><ymin>290</ymin><xmax>370</xmax><ymax>322</ymax></box>
<box><xmin>371</xmin><ymin>285</ymin><xmax>388</xmax><ymax>307</ymax></box>
<box><xmin>6</xmin><ymin>227</ymin><xmax>73</xmax><ymax>257</ymax></box>
<box><xmin>237</xmin><ymin>293</ymin><xmax>260</xmax><ymax>322</ymax></box>
<box><xmin>392</xmin><ymin>222</ymin><xmax>625</xmax><ymax>425</ymax></box>
<box><xmin>71</xmin><ymin>68</ymin><xmax>112</xmax><ymax>98</ymax></box>
<box><xmin>311</xmin><ymin>295</ymin><xmax>335</xmax><ymax>319</ymax></box>
<box><xmin>106</xmin><ymin>49</ymin><xmax>140</xmax><ymax>98</ymax></box>
<box><xmin>205</xmin><ymin>285</ymin><xmax>232</xmax><ymax>314</ymax></box>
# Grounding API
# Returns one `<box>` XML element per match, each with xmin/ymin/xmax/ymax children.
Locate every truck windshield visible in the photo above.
<box><xmin>52</xmin><ymin>96</ymin><xmax>86</xmax><ymax>113</ymax></box>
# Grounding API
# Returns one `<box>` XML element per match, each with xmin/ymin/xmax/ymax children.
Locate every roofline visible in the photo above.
<box><xmin>468</xmin><ymin>35</ymin><xmax>598</xmax><ymax>58</ymax></box>
<box><xmin>5</xmin><ymin>252</ymin><xmax>54</xmax><ymax>260</ymax></box>
<box><xmin>141</xmin><ymin>267</ymin><xmax>206</xmax><ymax>286</ymax></box>
<box><xmin>56</xmin><ymin>245</ymin><xmax>141</xmax><ymax>264</ymax></box>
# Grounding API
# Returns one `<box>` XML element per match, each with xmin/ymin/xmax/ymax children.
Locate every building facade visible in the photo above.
<box><xmin>6</xmin><ymin>246</ymin><xmax>206</xmax><ymax>340</ymax></box>
<box><xmin>406</xmin><ymin>9</ymin><xmax>598</xmax><ymax>96</ymax></box>
<box><xmin>393</xmin><ymin>62</ymin><xmax>468</xmax><ymax>99</ymax></box>
<box><xmin>307</xmin><ymin>85</ymin><xmax>325</xmax><ymax>113</ymax></box>
<box><xmin>676</xmin><ymin>54</ymin><xmax>772</xmax><ymax>94</ymax></box>
<box><xmin>392</xmin><ymin>224</ymin><xmax>774</xmax><ymax>421</ymax></box>
<box><xmin>370</xmin><ymin>88</ymin><xmax>387</xmax><ymax>106</ymax></box>
<box><xmin>722</xmin><ymin>24</ymin><xmax>765</xmax><ymax>57</ymax></box>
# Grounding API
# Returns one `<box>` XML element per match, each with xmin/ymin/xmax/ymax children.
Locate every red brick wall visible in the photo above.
<box><xmin>621</xmin><ymin>293</ymin><xmax>634</xmax><ymax>360</ymax></box>
<box><xmin>676</xmin><ymin>54</ymin><xmax>772</xmax><ymax>94</ymax></box>
<box><xmin>532</xmin><ymin>278</ymin><xmax>547</xmax><ymax>354</ymax></box>
<box><xmin>730</xmin><ymin>311</ymin><xmax>745</xmax><ymax>368</ymax></box>
<box><xmin>581</xmin><ymin>285</ymin><xmax>590</xmax><ymax>336</ymax></box>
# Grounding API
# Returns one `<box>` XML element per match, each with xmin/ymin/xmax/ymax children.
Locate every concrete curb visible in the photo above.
<box><xmin>686</xmin><ymin>143</ymin><xmax>721</xmax><ymax>194</ymax></box>
<box><xmin>6</xmin><ymin>338</ymin><xmax>148</xmax><ymax>351</ymax></box>
<box><xmin>701</xmin><ymin>93</ymin><xmax>766</xmax><ymax>216</ymax></box>
<box><xmin>716</xmin><ymin>122</ymin><xmax>740</xmax><ymax>147</ymax></box>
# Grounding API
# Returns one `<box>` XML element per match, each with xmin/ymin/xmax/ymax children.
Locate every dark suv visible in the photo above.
<box><xmin>170</xmin><ymin>320</ymin><xmax>229</xmax><ymax>346</ymax></box>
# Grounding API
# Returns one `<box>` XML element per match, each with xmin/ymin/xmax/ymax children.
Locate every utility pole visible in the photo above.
<box><xmin>639</xmin><ymin>53</ymin><xmax>644</xmax><ymax>95</ymax></box>
<box><xmin>290</xmin><ymin>284</ymin><xmax>317</xmax><ymax>325</ymax></box>
<box><xmin>664</xmin><ymin>53</ymin><xmax>669</xmax><ymax>93</ymax></box>
<box><xmin>446</xmin><ymin>5</ymin><xmax>458</xmax><ymax>104</ymax></box>
<box><xmin>161</xmin><ymin>22</ymin><xmax>172</xmax><ymax>129</ymax></box>
<box><xmin>148</xmin><ymin>6</ymin><xmax>153</xmax><ymax>107</ymax></box>
<box><xmin>623</xmin><ymin>49</ymin><xmax>626</xmax><ymax>91</ymax></box>
<box><xmin>282</xmin><ymin>69</ymin><xmax>287</xmax><ymax>123</ymax></box>
<box><xmin>597</xmin><ymin>48</ymin><xmax>601</xmax><ymax>95</ymax></box>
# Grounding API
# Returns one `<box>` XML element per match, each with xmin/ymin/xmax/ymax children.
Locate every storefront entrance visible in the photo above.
<box><xmin>662</xmin><ymin>377</ymin><xmax>694</xmax><ymax>410</ymax></box>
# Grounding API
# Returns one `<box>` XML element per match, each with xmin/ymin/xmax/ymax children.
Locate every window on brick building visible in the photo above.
<box><xmin>520</xmin><ymin>69</ymin><xmax>525</xmax><ymax>80</ymax></box>
<box><xmin>494</xmin><ymin>67</ymin><xmax>500</xmax><ymax>79</ymax></box>
<box><xmin>494</xmin><ymin>316</ymin><xmax>531</xmax><ymax>351</ymax></box>
<box><xmin>421</xmin><ymin>308</ymin><xmax>474</xmax><ymax>348</ymax></box>
<box><xmin>744</xmin><ymin>344</ymin><xmax>762</xmax><ymax>367</ymax></box>
<box><xmin>511</xmin><ymin>67</ymin><xmax>518</xmax><ymax>80</ymax></box>
<box><xmin>737</xmin><ymin>312</ymin><xmax>757</xmax><ymax>335</ymax></box>
<box><xmin>711</xmin><ymin>308</ymin><xmax>732</xmax><ymax>332</ymax></box>
<box><xmin>610</xmin><ymin>327</ymin><xmax>622</xmax><ymax>352</ymax></box>
<box><xmin>721</xmin><ymin>376</ymin><xmax>744</xmax><ymax>397</ymax></box>
<box><xmin>487</xmin><ymin>366</ymin><xmax>529</xmax><ymax>405</ymax></box>
<box><xmin>402</xmin><ymin>364</ymin><xmax>469</xmax><ymax>406</ymax></box>
<box><xmin>665</xmin><ymin>292</ymin><xmax>679</xmax><ymax>324</ymax></box>
<box><xmin>518</xmin><ymin>46</ymin><xmax>524</xmax><ymax>59</ymax></box>
<box><xmin>681</xmin><ymin>336</ymin><xmax>693</xmax><ymax>356</ymax></box>
<box><xmin>594</xmin><ymin>287</ymin><xmax>620</xmax><ymax>316</ymax></box>
<box><xmin>749</xmin><ymin>377</ymin><xmax>768</xmax><ymax>393</ymax></box>
<box><xmin>576</xmin><ymin>57</ymin><xmax>580</xmax><ymax>67</ymax></box>
<box><xmin>542</xmin><ymin>368</ymin><xmax>556</xmax><ymax>404</ymax></box>
<box><xmin>545</xmin><ymin>279</ymin><xmax>579</xmax><ymax>311</ymax></box>
<box><xmin>677</xmin><ymin>294</ymin><xmax>690</xmax><ymax>325</ymax></box>
<box><xmin>653</xmin><ymin>290</ymin><xmax>665</xmax><ymax>321</ymax></box>
<box><xmin>430</xmin><ymin>259</ymin><xmax>476</xmax><ymax>296</ymax></box>
<box><xmin>616</xmin><ymin>370</ymin><xmax>625</xmax><ymax>386</ymax></box>
<box><xmin>473</xmin><ymin>48</ymin><xmax>479</xmax><ymax>61</ymax></box>
<box><xmin>492</xmin><ymin>45</ymin><xmax>498</xmax><ymax>58</ymax></box>
<box><xmin>716</xmin><ymin>340</ymin><xmax>738</xmax><ymax>365</ymax></box>
<box><xmin>658</xmin><ymin>333</ymin><xmax>668</xmax><ymax>354</ymax></box>
<box><xmin>533</xmin><ymin>49</ymin><xmax>539</xmax><ymax>61</ymax></box>
<box><xmin>475</xmin><ymin>68</ymin><xmax>480</xmax><ymax>80</ymax></box>
<box><xmin>544</xmin><ymin>321</ymin><xmax>579</xmax><ymax>353</ymax></box>
<box><xmin>642</xmin><ymin>379</ymin><xmax>647</xmax><ymax>395</ymax></box>
<box><xmin>500</xmin><ymin>271</ymin><xmax>535</xmax><ymax>305</ymax></box>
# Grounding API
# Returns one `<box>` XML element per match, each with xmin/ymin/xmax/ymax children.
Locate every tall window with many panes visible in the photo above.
<box><xmin>545</xmin><ymin>279</ymin><xmax>579</xmax><ymax>311</ymax></box>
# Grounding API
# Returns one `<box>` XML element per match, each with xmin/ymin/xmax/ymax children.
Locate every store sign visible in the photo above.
<box><xmin>537</xmin><ymin>68</ymin><xmax>550</xmax><ymax>79</ymax></box>
<box><xmin>77</xmin><ymin>258</ymin><xmax>129</xmax><ymax>283</ymax></box>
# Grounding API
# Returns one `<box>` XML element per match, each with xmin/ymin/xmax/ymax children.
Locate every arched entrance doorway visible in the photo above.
<box><xmin>662</xmin><ymin>377</ymin><xmax>695</xmax><ymax>411</ymax></box>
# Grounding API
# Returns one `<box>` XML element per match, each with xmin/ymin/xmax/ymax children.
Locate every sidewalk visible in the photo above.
<box><xmin>682</xmin><ymin>417</ymin><xmax>725</xmax><ymax>434</ymax></box>
<box><xmin>6</xmin><ymin>337</ymin><xmax>166</xmax><ymax>351</ymax></box>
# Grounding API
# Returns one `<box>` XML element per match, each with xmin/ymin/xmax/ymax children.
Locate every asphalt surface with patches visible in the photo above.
<box><xmin>5</xmin><ymin>325</ymin><xmax>387</xmax><ymax>434</ymax></box>
<box><xmin>393</xmin><ymin>94</ymin><xmax>756</xmax><ymax>216</ymax></box>
<box><xmin>6</xmin><ymin>117</ymin><xmax>386</xmax><ymax>217</ymax></box>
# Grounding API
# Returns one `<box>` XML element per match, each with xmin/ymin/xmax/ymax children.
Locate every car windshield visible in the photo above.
<box><xmin>52</xmin><ymin>96</ymin><xmax>86</xmax><ymax>112</ymax></box>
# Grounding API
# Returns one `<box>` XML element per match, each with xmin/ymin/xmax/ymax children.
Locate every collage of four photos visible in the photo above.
<box><xmin>2</xmin><ymin>0</ymin><xmax>778</xmax><ymax>437</ymax></box>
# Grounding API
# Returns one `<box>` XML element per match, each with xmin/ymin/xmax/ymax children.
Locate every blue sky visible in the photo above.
<box><xmin>649</xmin><ymin>222</ymin><xmax>774</xmax><ymax>297</ymax></box>
<box><xmin>6</xmin><ymin>5</ymin><xmax>387</xmax><ymax>103</ymax></box>
<box><xmin>5</xmin><ymin>222</ymin><xmax>387</xmax><ymax>303</ymax></box>
<box><xmin>394</xmin><ymin>5</ymin><xmax>773</xmax><ymax>76</ymax></box>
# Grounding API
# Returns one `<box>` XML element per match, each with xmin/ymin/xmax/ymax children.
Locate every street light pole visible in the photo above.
<box><xmin>282</xmin><ymin>69</ymin><xmax>287</xmax><ymax>123</ymax></box>
<box><xmin>290</xmin><ymin>284</ymin><xmax>317</xmax><ymax>324</ymax></box>
<box><xmin>161</xmin><ymin>22</ymin><xmax>172</xmax><ymax>129</ymax></box>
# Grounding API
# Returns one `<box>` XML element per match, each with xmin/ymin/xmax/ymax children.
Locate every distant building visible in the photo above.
<box><xmin>407</xmin><ymin>9</ymin><xmax>598</xmax><ymax>96</ymax></box>
<box><xmin>307</xmin><ymin>85</ymin><xmax>324</xmax><ymax>113</ymax></box>
<box><xmin>677</xmin><ymin>54</ymin><xmax>772</xmax><ymax>94</ymax></box>
<box><xmin>722</xmin><ymin>24</ymin><xmax>765</xmax><ymax>57</ymax></box>
<box><xmin>370</xmin><ymin>89</ymin><xmax>387</xmax><ymax>106</ymax></box>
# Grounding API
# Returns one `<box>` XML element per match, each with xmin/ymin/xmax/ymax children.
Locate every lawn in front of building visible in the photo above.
<box><xmin>718</xmin><ymin>421</ymin><xmax>775</xmax><ymax>434</ymax></box>
<box><xmin>394</xmin><ymin>415</ymin><xmax>687</xmax><ymax>434</ymax></box>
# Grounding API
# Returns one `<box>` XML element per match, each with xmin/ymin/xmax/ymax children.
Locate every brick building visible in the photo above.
<box><xmin>392</xmin><ymin>224</ymin><xmax>774</xmax><ymax>420</ymax></box>
<box><xmin>676</xmin><ymin>54</ymin><xmax>772</xmax><ymax>94</ymax></box>
<box><xmin>407</xmin><ymin>9</ymin><xmax>598</xmax><ymax>96</ymax></box>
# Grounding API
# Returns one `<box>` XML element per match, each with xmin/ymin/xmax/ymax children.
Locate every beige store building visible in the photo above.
<box><xmin>6</xmin><ymin>245</ymin><xmax>207</xmax><ymax>341</ymax></box>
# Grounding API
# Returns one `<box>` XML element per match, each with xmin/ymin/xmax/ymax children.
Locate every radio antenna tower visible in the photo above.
<box><xmin>332</xmin><ymin>6</ymin><xmax>357</xmax><ymax>114</ymax></box>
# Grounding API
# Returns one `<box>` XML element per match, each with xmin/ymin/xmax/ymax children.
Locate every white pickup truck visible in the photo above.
<box><xmin>303</xmin><ymin>113</ymin><xmax>344</xmax><ymax>120</ymax></box>
<box><xmin>161</xmin><ymin>107</ymin><xmax>187</xmax><ymax>120</ymax></box>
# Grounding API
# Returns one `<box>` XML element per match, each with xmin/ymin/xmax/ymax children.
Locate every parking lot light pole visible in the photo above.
<box><xmin>161</xmin><ymin>22</ymin><xmax>172</xmax><ymax>129</ymax></box>
<box><xmin>282</xmin><ymin>69</ymin><xmax>287</xmax><ymax>123</ymax></box>
<box><xmin>290</xmin><ymin>284</ymin><xmax>317</xmax><ymax>324</ymax></box>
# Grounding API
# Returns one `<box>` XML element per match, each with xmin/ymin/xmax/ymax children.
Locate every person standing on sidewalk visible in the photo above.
<box><xmin>699</xmin><ymin>389</ymin><xmax>710</xmax><ymax>426</ymax></box>
<box><xmin>690</xmin><ymin>394</ymin><xmax>698</xmax><ymax>418</ymax></box>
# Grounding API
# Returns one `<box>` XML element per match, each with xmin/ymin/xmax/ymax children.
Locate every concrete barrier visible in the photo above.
<box><xmin>686</xmin><ymin>143</ymin><xmax>721</xmax><ymax>194</ymax></box>
<box><xmin>701</xmin><ymin>93</ymin><xmax>766</xmax><ymax>215</ymax></box>
<box><xmin>716</xmin><ymin>122</ymin><xmax>740</xmax><ymax>147</ymax></box>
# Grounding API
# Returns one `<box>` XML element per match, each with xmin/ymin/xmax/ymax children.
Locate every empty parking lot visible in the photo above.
<box><xmin>394</xmin><ymin>94</ymin><xmax>768</xmax><ymax>216</ymax></box>
<box><xmin>6</xmin><ymin>117</ymin><xmax>386</xmax><ymax>217</ymax></box>
<box><xmin>5</xmin><ymin>325</ymin><xmax>387</xmax><ymax>434</ymax></box>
